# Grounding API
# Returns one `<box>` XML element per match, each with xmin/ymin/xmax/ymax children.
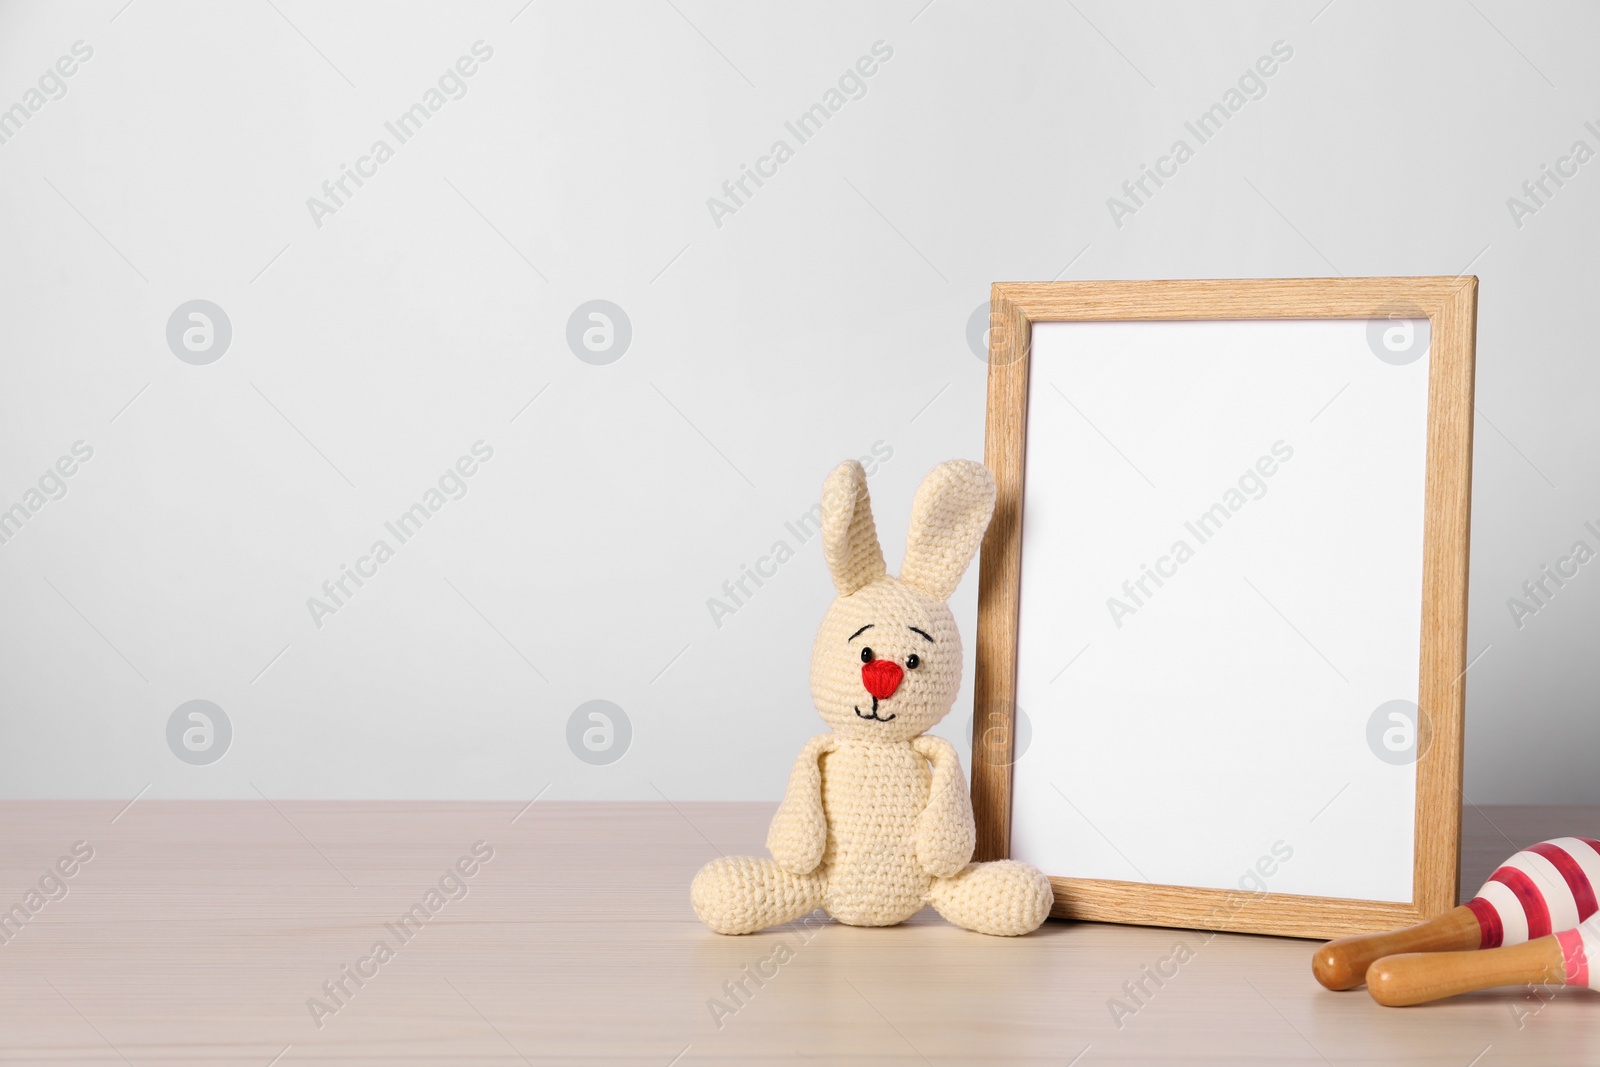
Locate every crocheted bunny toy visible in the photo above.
<box><xmin>691</xmin><ymin>459</ymin><xmax>1054</xmax><ymax>936</ymax></box>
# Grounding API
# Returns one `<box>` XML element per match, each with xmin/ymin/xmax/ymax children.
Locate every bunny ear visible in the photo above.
<box><xmin>821</xmin><ymin>459</ymin><xmax>886</xmax><ymax>596</ymax></box>
<box><xmin>899</xmin><ymin>460</ymin><xmax>996</xmax><ymax>601</ymax></box>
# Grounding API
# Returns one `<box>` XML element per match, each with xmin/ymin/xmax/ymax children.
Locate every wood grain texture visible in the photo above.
<box><xmin>972</xmin><ymin>286</ymin><xmax>1031</xmax><ymax>863</ymax></box>
<box><xmin>0</xmin><ymin>801</ymin><xmax>1590</xmax><ymax>1064</ymax></box>
<box><xmin>994</xmin><ymin>276</ymin><xmax>1476</xmax><ymax>320</ymax></box>
<box><xmin>1413</xmin><ymin>276</ymin><xmax>1479</xmax><ymax>923</ymax></box>
<box><xmin>1046</xmin><ymin>878</ymin><xmax>1438</xmax><ymax>940</ymax></box>
<box><xmin>971</xmin><ymin>277</ymin><xmax>1478</xmax><ymax>938</ymax></box>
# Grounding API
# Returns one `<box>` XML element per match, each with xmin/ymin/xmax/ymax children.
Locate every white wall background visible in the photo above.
<box><xmin>0</xmin><ymin>0</ymin><xmax>1595</xmax><ymax>803</ymax></box>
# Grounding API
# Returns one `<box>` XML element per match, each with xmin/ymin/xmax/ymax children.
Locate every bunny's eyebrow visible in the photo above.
<box><xmin>847</xmin><ymin>624</ymin><xmax>874</xmax><ymax>642</ymax></box>
<box><xmin>909</xmin><ymin>627</ymin><xmax>934</xmax><ymax>642</ymax></box>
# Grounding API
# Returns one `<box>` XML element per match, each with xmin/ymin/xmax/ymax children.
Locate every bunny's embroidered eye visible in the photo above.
<box><xmin>860</xmin><ymin>647</ymin><xmax>874</xmax><ymax>663</ymax></box>
<box><xmin>905</xmin><ymin>653</ymin><xmax>920</xmax><ymax>670</ymax></box>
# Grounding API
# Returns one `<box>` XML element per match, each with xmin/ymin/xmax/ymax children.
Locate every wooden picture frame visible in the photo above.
<box><xmin>971</xmin><ymin>277</ymin><xmax>1478</xmax><ymax>939</ymax></box>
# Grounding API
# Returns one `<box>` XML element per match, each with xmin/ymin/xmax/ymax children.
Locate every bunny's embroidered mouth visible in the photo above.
<box><xmin>854</xmin><ymin>696</ymin><xmax>897</xmax><ymax>722</ymax></box>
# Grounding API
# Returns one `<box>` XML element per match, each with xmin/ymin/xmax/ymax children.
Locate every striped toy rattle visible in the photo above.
<box><xmin>1368</xmin><ymin>914</ymin><xmax>1600</xmax><ymax>1006</ymax></box>
<box><xmin>1313</xmin><ymin>837</ymin><xmax>1600</xmax><ymax>990</ymax></box>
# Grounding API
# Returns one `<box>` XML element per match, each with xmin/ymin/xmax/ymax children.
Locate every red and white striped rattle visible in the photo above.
<box><xmin>1368</xmin><ymin>914</ymin><xmax>1600</xmax><ymax>1006</ymax></box>
<box><xmin>1314</xmin><ymin>837</ymin><xmax>1600</xmax><ymax>990</ymax></box>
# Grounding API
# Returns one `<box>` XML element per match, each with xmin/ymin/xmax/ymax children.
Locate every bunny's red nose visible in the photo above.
<box><xmin>861</xmin><ymin>660</ymin><xmax>904</xmax><ymax>700</ymax></box>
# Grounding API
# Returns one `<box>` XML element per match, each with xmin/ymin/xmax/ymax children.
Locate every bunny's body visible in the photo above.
<box><xmin>816</xmin><ymin>735</ymin><xmax>933</xmax><ymax>926</ymax></box>
<box><xmin>692</xmin><ymin>461</ymin><xmax>1053</xmax><ymax>937</ymax></box>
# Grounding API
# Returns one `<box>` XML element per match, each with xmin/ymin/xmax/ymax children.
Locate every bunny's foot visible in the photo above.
<box><xmin>691</xmin><ymin>856</ymin><xmax>826</xmax><ymax>935</ymax></box>
<box><xmin>928</xmin><ymin>860</ymin><xmax>1053</xmax><ymax>936</ymax></box>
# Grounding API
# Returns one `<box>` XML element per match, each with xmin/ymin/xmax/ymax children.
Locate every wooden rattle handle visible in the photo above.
<box><xmin>1366</xmin><ymin>936</ymin><xmax>1567</xmax><ymax>1006</ymax></box>
<box><xmin>1312</xmin><ymin>905</ymin><xmax>1483</xmax><ymax>990</ymax></box>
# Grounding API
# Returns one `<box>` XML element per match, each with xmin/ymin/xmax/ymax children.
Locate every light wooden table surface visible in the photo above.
<box><xmin>0</xmin><ymin>801</ymin><xmax>1593</xmax><ymax>1065</ymax></box>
